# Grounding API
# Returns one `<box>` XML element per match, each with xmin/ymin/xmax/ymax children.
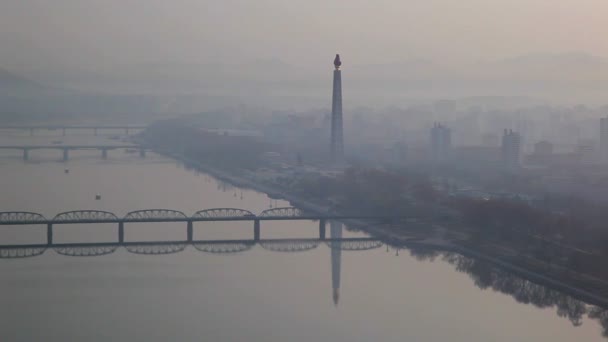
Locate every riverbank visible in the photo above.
<box><xmin>148</xmin><ymin>145</ymin><xmax>608</xmax><ymax>309</ymax></box>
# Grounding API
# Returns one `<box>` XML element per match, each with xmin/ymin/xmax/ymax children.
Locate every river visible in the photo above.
<box><xmin>0</xmin><ymin>130</ymin><xmax>606</xmax><ymax>341</ymax></box>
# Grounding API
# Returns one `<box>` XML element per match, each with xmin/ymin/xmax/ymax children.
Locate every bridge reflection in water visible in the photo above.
<box><xmin>2</xmin><ymin>230</ymin><xmax>606</xmax><ymax>333</ymax></box>
<box><xmin>0</xmin><ymin>237</ymin><xmax>382</xmax><ymax>259</ymax></box>
<box><xmin>0</xmin><ymin>228</ymin><xmax>381</xmax><ymax>307</ymax></box>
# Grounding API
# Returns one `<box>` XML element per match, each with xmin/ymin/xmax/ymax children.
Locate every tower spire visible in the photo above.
<box><xmin>331</xmin><ymin>54</ymin><xmax>344</xmax><ymax>164</ymax></box>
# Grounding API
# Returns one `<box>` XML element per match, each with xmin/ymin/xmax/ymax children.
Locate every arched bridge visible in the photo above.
<box><xmin>0</xmin><ymin>144</ymin><xmax>147</xmax><ymax>160</ymax></box>
<box><xmin>0</xmin><ymin>207</ymin><xmax>404</xmax><ymax>225</ymax></box>
<box><xmin>0</xmin><ymin>207</ymin><xmax>408</xmax><ymax>245</ymax></box>
<box><xmin>0</xmin><ymin>125</ymin><xmax>146</xmax><ymax>136</ymax></box>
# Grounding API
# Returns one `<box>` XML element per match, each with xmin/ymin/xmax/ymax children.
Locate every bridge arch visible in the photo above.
<box><xmin>259</xmin><ymin>207</ymin><xmax>305</xmax><ymax>218</ymax></box>
<box><xmin>326</xmin><ymin>239</ymin><xmax>383</xmax><ymax>251</ymax></box>
<box><xmin>54</xmin><ymin>245</ymin><xmax>118</xmax><ymax>257</ymax></box>
<box><xmin>259</xmin><ymin>239</ymin><xmax>319</xmax><ymax>253</ymax></box>
<box><xmin>192</xmin><ymin>208</ymin><xmax>255</xmax><ymax>219</ymax></box>
<box><xmin>0</xmin><ymin>212</ymin><xmax>47</xmax><ymax>224</ymax></box>
<box><xmin>123</xmin><ymin>209</ymin><xmax>188</xmax><ymax>221</ymax></box>
<box><xmin>125</xmin><ymin>243</ymin><xmax>186</xmax><ymax>255</ymax></box>
<box><xmin>53</xmin><ymin>210</ymin><xmax>118</xmax><ymax>222</ymax></box>
<box><xmin>193</xmin><ymin>241</ymin><xmax>254</xmax><ymax>254</ymax></box>
<box><xmin>0</xmin><ymin>246</ymin><xmax>46</xmax><ymax>259</ymax></box>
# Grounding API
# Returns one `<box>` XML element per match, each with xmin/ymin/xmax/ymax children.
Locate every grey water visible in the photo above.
<box><xmin>0</xmin><ymin>130</ymin><xmax>605</xmax><ymax>341</ymax></box>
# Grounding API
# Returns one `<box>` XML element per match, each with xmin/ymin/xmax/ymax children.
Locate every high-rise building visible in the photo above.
<box><xmin>430</xmin><ymin>123</ymin><xmax>451</xmax><ymax>162</ymax></box>
<box><xmin>600</xmin><ymin>117</ymin><xmax>608</xmax><ymax>163</ymax></box>
<box><xmin>502</xmin><ymin>129</ymin><xmax>521</xmax><ymax>169</ymax></box>
<box><xmin>331</xmin><ymin>54</ymin><xmax>344</xmax><ymax>164</ymax></box>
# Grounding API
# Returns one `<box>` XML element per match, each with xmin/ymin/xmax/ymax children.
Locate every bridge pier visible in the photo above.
<box><xmin>29</xmin><ymin>128</ymin><xmax>34</xmax><ymax>136</ymax></box>
<box><xmin>125</xmin><ymin>128</ymin><xmax>129</xmax><ymax>135</ymax></box>
<box><xmin>118</xmin><ymin>222</ymin><xmax>124</xmax><ymax>243</ymax></box>
<box><xmin>62</xmin><ymin>128</ymin><xmax>66</xmax><ymax>136</ymax></box>
<box><xmin>22</xmin><ymin>149</ymin><xmax>29</xmax><ymax>161</ymax></box>
<box><xmin>94</xmin><ymin>128</ymin><xmax>98</xmax><ymax>136</ymax></box>
<box><xmin>47</xmin><ymin>224</ymin><xmax>53</xmax><ymax>245</ymax></box>
<box><xmin>62</xmin><ymin>148</ymin><xmax>69</xmax><ymax>161</ymax></box>
<box><xmin>187</xmin><ymin>221</ymin><xmax>193</xmax><ymax>242</ymax></box>
<box><xmin>101</xmin><ymin>148</ymin><xmax>108</xmax><ymax>159</ymax></box>
<box><xmin>139</xmin><ymin>148</ymin><xmax>146</xmax><ymax>158</ymax></box>
<box><xmin>254</xmin><ymin>219</ymin><xmax>260</xmax><ymax>241</ymax></box>
<box><xmin>319</xmin><ymin>219</ymin><xmax>326</xmax><ymax>240</ymax></box>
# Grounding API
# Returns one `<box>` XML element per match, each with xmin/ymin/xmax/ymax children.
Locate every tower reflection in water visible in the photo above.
<box><xmin>2</xmin><ymin>226</ymin><xmax>607</xmax><ymax>338</ymax></box>
<box><xmin>329</xmin><ymin>221</ymin><xmax>342</xmax><ymax>306</ymax></box>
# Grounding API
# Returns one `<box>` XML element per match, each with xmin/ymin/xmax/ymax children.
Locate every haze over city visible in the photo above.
<box><xmin>2</xmin><ymin>0</ymin><xmax>608</xmax><ymax>106</ymax></box>
<box><xmin>2</xmin><ymin>1</ymin><xmax>608</xmax><ymax>341</ymax></box>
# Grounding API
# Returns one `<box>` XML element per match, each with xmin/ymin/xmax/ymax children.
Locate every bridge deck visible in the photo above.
<box><xmin>0</xmin><ymin>145</ymin><xmax>139</xmax><ymax>150</ymax></box>
<box><xmin>0</xmin><ymin>126</ymin><xmax>147</xmax><ymax>130</ymax></box>
<box><xmin>0</xmin><ymin>215</ymin><xmax>404</xmax><ymax>225</ymax></box>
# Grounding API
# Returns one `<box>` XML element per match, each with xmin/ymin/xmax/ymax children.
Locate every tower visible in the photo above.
<box><xmin>331</xmin><ymin>54</ymin><xmax>344</xmax><ymax>163</ymax></box>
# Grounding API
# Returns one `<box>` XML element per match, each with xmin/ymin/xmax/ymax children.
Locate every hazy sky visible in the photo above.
<box><xmin>1</xmin><ymin>0</ymin><xmax>607</xmax><ymax>70</ymax></box>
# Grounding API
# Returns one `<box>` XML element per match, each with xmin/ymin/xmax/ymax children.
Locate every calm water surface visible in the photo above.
<box><xmin>0</xmin><ymin>131</ymin><xmax>606</xmax><ymax>341</ymax></box>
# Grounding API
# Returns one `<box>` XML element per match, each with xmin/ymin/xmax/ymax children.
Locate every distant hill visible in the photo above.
<box><xmin>0</xmin><ymin>67</ymin><xmax>60</xmax><ymax>96</ymax></box>
<box><xmin>488</xmin><ymin>52</ymin><xmax>608</xmax><ymax>81</ymax></box>
<box><xmin>3</xmin><ymin>51</ymin><xmax>607</xmax><ymax>114</ymax></box>
<box><xmin>498</xmin><ymin>52</ymin><xmax>608</xmax><ymax>68</ymax></box>
<box><xmin>0</xmin><ymin>67</ymin><xmax>165</xmax><ymax>122</ymax></box>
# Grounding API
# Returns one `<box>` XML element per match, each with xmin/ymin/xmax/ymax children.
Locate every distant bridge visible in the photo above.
<box><xmin>0</xmin><ymin>207</ymin><xmax>407</xmax><ymax>244</ymax></box>
<box><xmin>0</xmin><ymin>238</ymin><xmax>383</xmax><ymax>259</ymax></box>
<box><xmin>0</xmin><ymin>144</ymin><xmax>146</xmax><ymax>160</ymax></box>
<box><xmin>0</xmin><ymin>125</ymin><xmax>147</xmax><ymax>136</ymax></box>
